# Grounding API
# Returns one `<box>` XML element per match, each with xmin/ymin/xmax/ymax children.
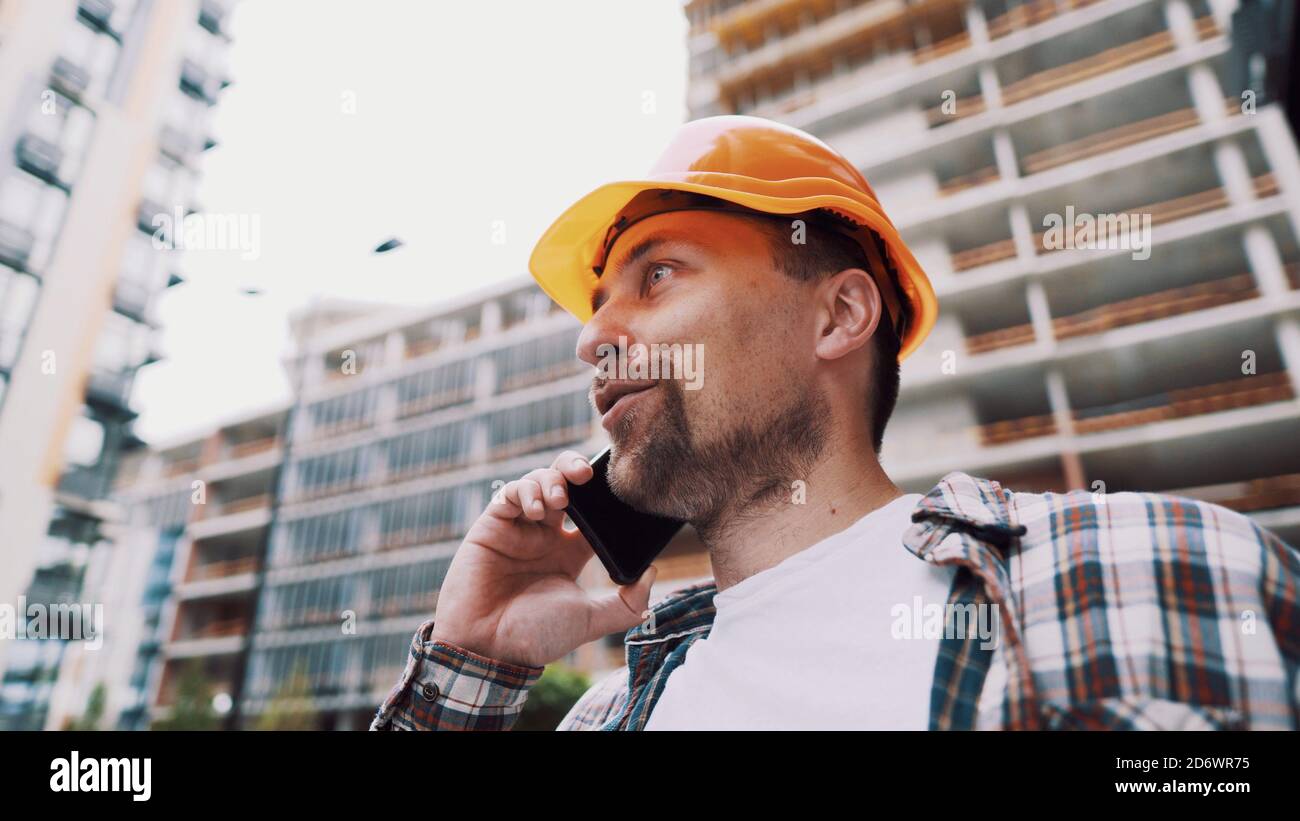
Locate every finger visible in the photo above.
<box><xmin>516</xmin><ymin>479</ymin><xmax>546</xmax><ymax>521</ymax></box>
<box><xmin>484</xmin><ymin>480</ymin><xmax>524</xmax><ymax>520</ymax></box>
<box><xmin>523</xmin><ymin>468</ymin><xmax>568</xmax><ymax>510</ymax></box>
<box><xmin>586</xmin><ymin>564</ymin><xmax>659</xmax><ymax>639</ymax></box>
<box><xmin>551</xmin><ymin>450</ymin><xmax>594</xmax><ymax>485</ymax></box>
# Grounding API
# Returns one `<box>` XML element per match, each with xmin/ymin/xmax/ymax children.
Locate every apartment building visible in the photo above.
<box><xmin>0</xmin><ymin>0</ymin><xmax>237</xmax><ymax>729</ymax></box>
<box><xmin>233</xmin><ymin>283</ymin><xmax>641</xmax><ymax>729</ymax></box>
<box><xmin>681</xmin><ymin>0</ymin><xmax>1300</xmax><ymax>550</ymax></box>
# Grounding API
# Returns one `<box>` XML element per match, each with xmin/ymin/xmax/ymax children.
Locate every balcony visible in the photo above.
<box><xmin>0</xmin><ymin>221</ymin><xmax>34</xmax><ymax>270</ymax></box>
<box><xmin>50</xmin><ymin>57</ymin><xmax>91</xmax><ymax>97</ymax></box>
<box><xmin>188</xmin><ymin>555</ymin><xmax>259</xmax><ymax>583</ymax></box>
<box><xmin>1172</xmin><ymin>472</ymin><xmax>1300</xmax><ymax>515</ymax></box>
<box><xmin>977</xmin><ymin>413</ymin><xmax>1058</xmax><ymax>447</ymax></box>
<box><xmin>1019</xmin><ymin>106</ymin><xmax>1201</xmax><ymax>176</ymax></box>
<box><xmin>165</xmin><ymin>456</ymin><xmax>201</xmax><ymax>478</ymax></box>
<box><xmin>986</xmin><ymin>0</ymin><xmax>1104</xmax><ymax>40</ymax></box>
<box><xmin>15</xmin><ymin>133</ymin><xmax>64</xmax><ymax>186</ymax></box>
<box><xmin>77</xmin><ymin>0</ymin><xmax>117</xmax><ymax>33</ymax></box>
<box><xmin>497</xmin><ymin>360</ymin><xmax>589</xmax><ymax>394</ymax></box>
<box><xmin>85</xmin><ymin>367</ymin><xmax>134</xmax><ymax>413</ymax></box>
<box><xmin>371</xmin><ymin>591</ymin><xmax>438</xmax><ymax>620</ymax></box>
<box><xmin>488</xmin><ymin>421</ymin><xmax>593</xmax><ymax>462</ymax></box>
<box><xmin>1052</xmin><ymin>273</ymin><xmax>1259</xmax><ymax>341</ymax></box>
<box><xmin>376</xmin><ymin>522</ymin><xmax>461</xmax><ymax>552</ymax></box>
<box><xmin>395</xmin><ymin>385</ymin><xmax>474</xmax><ymax>419</ymax></box>
<box><xmin>1033</xmin><ymin>174</ymin><xmax>1279</xmax><ymax>256</ymax></box>
<box><xmin>1072</xmin><ymin>372</ymin><xmax>1294</xmax><ymax>435</ymax></box>
<box><xmin>998</xmin><ymin>16</ymin><xmax>1220</xmax><ymax>108</ymax></box>
<box><xmin>193</xmin><ymin>617</ymin><xmax>248</xmax><ymax>640</ymax></box>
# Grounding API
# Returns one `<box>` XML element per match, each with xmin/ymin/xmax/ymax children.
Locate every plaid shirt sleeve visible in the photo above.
<box><xmin>370</xmin><ymin>620</ymin><xmax>543</xmax><ymax>731</ymax></box>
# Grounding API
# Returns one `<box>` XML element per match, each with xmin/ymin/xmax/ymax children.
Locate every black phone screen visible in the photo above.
<box><xmin>564</xmin><ymin>447</ymin><xmax>686</xmax><ymax>585</ymax></box>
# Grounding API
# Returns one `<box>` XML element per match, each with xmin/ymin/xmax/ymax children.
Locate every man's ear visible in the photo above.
<box><xmin>814</xmin><ymin>268</ymin><xmax>883</xmax><ymax>362</ymax></box>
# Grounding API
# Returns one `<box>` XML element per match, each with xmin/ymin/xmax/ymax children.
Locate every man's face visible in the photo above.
<box><xmin>577</xmin><ymin>210</ymin><xmax>830</xmax><ymax>529</ymax></box>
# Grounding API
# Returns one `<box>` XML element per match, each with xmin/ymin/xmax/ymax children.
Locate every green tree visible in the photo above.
<box><xmin>514</xmin><ymin>664</ymin><xmax>590</xmax><ymax>731</ymax></box>
<box><xmin>66</xmin><ymin>682</ymin><xmax>106</xmax><ymax>730</ymax></box>
<box><xmin>252</xmin><ymin>661</ymin><xmax>318</xmax><ymax>731</ymax></box>
<box><xmin>152</xmin><ymin>661</ymin><xmax>219</xmax><ymax>731</ymax></box>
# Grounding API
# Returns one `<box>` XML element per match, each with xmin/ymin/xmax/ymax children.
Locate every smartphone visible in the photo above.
<box><xmin>564</xmin><ymin>446</ymin><xmax>686</xmax><ymax>585</ymax></box>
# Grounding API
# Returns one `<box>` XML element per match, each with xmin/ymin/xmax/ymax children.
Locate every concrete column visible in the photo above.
<box><xmin>993</xmin><ymin>128</ymin><xmax>1019</xmax><ymax>181</ymax></box>
<box><xmin>978</xmin><ymin>63</ymin><xmax>1003</xmax><ymax>110</ymax></box>
<box><xmin>1213</xmin><ymin>140</ymin><xmax>1254</xmax><ymax>206</ymax></box>
<box><xmin>1045</xmin><ymin>368</ymin><xmax>1085</xmax><ymax>489</ymax></box>
<box><xmin>1025</xmin><ymin>279</ymin><xmax>1055</xmax><ymax>353</ymax></box>
<box><xmin>1274</xmin><ymin>317</ymin><xmax>1300</xmax><ymax>402</ymax></box>
<box><xmin>1009</xmin><ymin>202</ymin><xmax>1037</xmax><ymax>262</ymax></box>
<box><xmin>1241</xmin><ymin>224</ymin><xmax>1290</xmax><ymax>297</ymax></box>
<box><xmin>1188</xmin><ymin>64</ymin><xmax>1228</xmax><ymax>125</ymax></box>
<box><xmin>965</xmin><ymin>2</ymin><xmax>991</xmax><ymax>49</ymax></box>
<box><xmin>1253</xmin><ymin>106</ymin><xmax>1300</xmax><ymax>246</ymax></box>
<box><xmin>1164</xmin><ymin>0</ymin><xmax>1200</xmax><ymax>51</ymax></box>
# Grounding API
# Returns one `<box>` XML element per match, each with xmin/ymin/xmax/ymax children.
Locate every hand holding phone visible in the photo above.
<box><xmin>428</xmin><ymin>449</ymin><xmax>658</xmax><ymax>668</ymax></box>
<box><xmin>564</xmin><ymin>446</ymin><xmax>687</xmax><ymax>585</ymax></box>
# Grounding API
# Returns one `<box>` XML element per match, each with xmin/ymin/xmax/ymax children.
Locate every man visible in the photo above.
<box><xmin>371</xmin><ymin>116</ymin><xmax>1299</xmax><ymax>731</ymax></box>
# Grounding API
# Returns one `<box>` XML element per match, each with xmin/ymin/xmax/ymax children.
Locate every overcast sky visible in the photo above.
<box><xmin>134</xmin><ymin>0</ymin><xmax>689</xmax><ymax>442</ymax></box>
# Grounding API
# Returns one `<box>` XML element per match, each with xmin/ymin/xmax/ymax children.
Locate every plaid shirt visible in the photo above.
<box><xmin>370</xmin><ymin>471</ymin><xmax>1300</xmax><ymax>731</ymax></box>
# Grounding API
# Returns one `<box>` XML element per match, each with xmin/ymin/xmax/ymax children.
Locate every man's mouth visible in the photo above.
<box><xmin>594</xmin><ymin>380</ymin><xmax>657</xmax><ymax>431</ymax></box>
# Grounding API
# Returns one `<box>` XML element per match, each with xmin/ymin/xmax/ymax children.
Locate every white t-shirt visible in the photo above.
<box><xmin>645</xmin><ymin>493</ymin><xmax>956</xmax><ymax>730</ymax></box>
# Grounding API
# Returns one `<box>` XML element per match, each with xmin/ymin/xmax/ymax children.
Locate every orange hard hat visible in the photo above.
<box><xmin>528</xmin><ymin>115</ymin><xmax>938</xmax><ymax>362</ymax></box>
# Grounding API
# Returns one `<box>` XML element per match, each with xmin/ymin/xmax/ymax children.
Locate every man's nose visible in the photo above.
<box><xmin>576</xmin><ymin>305</ymin><xmax>632</xmax><ymax>370</ymax></box>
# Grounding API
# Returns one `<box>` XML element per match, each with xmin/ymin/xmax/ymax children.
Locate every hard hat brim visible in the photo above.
<box><xmin>528</xmin><ymin>172</ymin><xmax>938</xmax><ymax>362</ymax></box>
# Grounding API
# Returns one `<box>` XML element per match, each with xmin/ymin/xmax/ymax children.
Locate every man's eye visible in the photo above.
<box><xmin>647</xmin><ymin>263</ymin><xmax>673</xmax><ymax>287</ymax></box>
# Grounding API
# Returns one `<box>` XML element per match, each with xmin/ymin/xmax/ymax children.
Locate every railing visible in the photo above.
<box><xmin>193</xmin><ymin>618</ymin><xmax>249</xmax><ymax>639</ymax></box>
<box><xmin>376</xmin><ymin>523</ymin><xmax>461</xmax><ymax>552</ymax></box>
<box><xmin>498</xmin><ymin>360</ymin><xmax>589</xmax><ymax>394</ymax></box>
<box><xmin>986</xmin><ymin>0</ymin><xmax>1103</xmax><ymax>39</ymax></box>
<box><xmin>977</xmin><ymin>413</ymin><xmax>1058</xmax><ymax>446</ymax></box>
<box><xmin>396</xmin><ymin>385</ymin><xmax>474</xmax><ymax>419</ymax></box>
<box><xmin>373</xmin><ymin>591</ymin><xmax>438</xmax><ymax>619</ymax></box>
<box><xmin>924</xmin><ymin>93</ymin><xmax>986</xmax><ymax>128</ymax></box>
<box><xmin>1174</xmin><ymin>473</ymin><xmax>1300</xmax><ymax>513</ymax></box>
<box><xmin>1020</xmin><ymin>106</ymin><xmax>1200</xmax><ymax>176</ymax></box>
<box><xmin>488</xmin><ymin>422</ymin><xmax>592</xmax><ymax>462</ymax></box>
<box><xmin>966</xmin><ymin>322</ymin><xmax>1035</xmax><ymax>354</ymax></box>
<box><xmin>912</xmin><ymin>30</ymin><xmax>971</xmax><ymax>65</ymax></box>
<box><xmin>406</xmin><ymin>338</ymin><xmax>442</xmax><ymax>359</ymax></box>
<box><xmin>938</xmin><ymin>166</ymin><xmax>1000</xmax><ymax>196</ymax></box>
<box><xmin>1072</xmin><ymin>372</ymin><xmax>1294</xmax><ymax>435</ymax></box>
<box><xmin>1001</xmin><ymin>28</ymin><xmax>1176</xmax><ymax>106</ymax></box>
<box><xmin>1052</xmin><ymin>273</ymin><xmax>1258</xmax><ymax>340</ymax></box>
<box><xmin>380</xmin><ymin>455</ymin><xmax>471</xmax><ymax>486</ymax></box>
<box><xmin>165</xmin><ymin>458</ymin><xmax>201</xmax><ymax>478</ymax></box>
<box><xmin>219</xmin><ymin>493</ymin><xmax>272</xmax><ymax>516</ymax></box>
<box><xmin>226</xmin><ymin>436</ymin><xmax>278</xmax><ymax>460</ymax></box>
<box><xmin>952</xmin><ymin>238</ymin><xmax>1017</xmax><ymax>272</ymax></box>
<box><xmin>1034</xmin><ymin>174</ymin><xmax>1278</xmax><ymax>255</ymax></box>
<box><xmin>188</xmin><ymin>556</ymin><xmax>259</xmax><ymax>582</ymax></box>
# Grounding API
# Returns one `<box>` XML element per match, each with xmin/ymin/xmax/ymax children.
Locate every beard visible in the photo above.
<box><xmin>606</xmin><ymin>376</ymin><xmax>830</xmax><ymax>540</ymax></box>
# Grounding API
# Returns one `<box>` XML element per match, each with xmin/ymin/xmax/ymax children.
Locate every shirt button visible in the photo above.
<box><xmin>420</xmin><ymin>682</ymin><xmax>440</xmax><ymax>702</ymax></box>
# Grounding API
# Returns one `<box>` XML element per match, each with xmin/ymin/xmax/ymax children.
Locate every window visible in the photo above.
<box><xmin>63</xmin><ymin>414</ymin><xmax>105</xmax><ymax>467</ymax></box>
<box><xmin>59</xmin><ymin>17</ymin><xmax>120</xmax><ymax>99</ymax></box>
<box><xmin>0</xmin><ymin>170</ymin><xmax>69</xmax><ymax>271</ymax></box>
<box><xmin>0</xmin><ymin>266</ymin><xmax>39</xmax><ymax>369</ymax></box>
<box><xmin>91</xmin><ymin>312</ymin><xmax>150</xmax><ymax>374</ymax></box>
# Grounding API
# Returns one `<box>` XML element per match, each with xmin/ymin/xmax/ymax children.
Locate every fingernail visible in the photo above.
<box><xmin>550</xmin><ymin>486</ymin><xmax>565</xmax><ymax>499</ymax></box>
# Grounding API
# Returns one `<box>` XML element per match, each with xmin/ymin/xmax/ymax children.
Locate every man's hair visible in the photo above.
<box><xmin>744</xmin><ymin>213</ymin><xmax>902</xmax><ymax>454</ymax></box>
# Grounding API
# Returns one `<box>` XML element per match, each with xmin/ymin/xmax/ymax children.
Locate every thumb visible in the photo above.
<box><xmin>587</xmin><ymin>564</ymin><xmax>659</xmax><ymax>639</ymax></box>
